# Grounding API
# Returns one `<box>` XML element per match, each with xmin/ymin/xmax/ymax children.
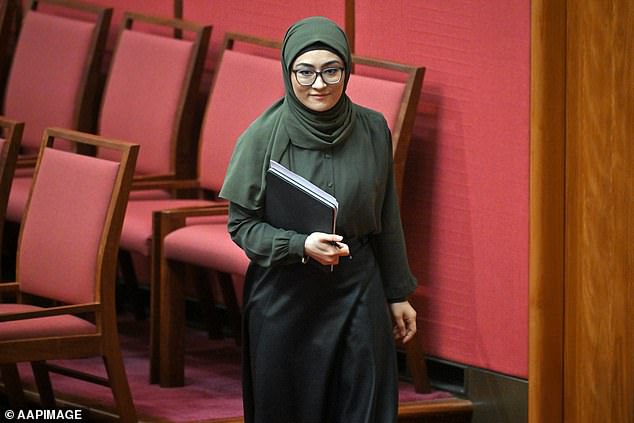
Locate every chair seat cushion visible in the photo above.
<box><xmin>121</xmin><ymin>199</ymin><xmax>225</xmax><ymax>255</ymax></box>
<box><xmin>164</xmin><ymin>223</ymin><xmax>248</xmax><ymax>276</ymax></box>
<box><xmin>0</xmin><ymin>304</ymin><xmax>96</xmax><ymax>340</ymax></box>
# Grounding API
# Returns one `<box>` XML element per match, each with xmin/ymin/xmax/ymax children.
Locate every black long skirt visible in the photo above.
<box><xmin>241</xmin><ymin>239</ymin><xmax>398</xmax><ymax>423</ymax></box>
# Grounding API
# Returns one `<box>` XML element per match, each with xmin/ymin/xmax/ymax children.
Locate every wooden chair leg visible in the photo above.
<box><xmin>1</xmin><ymin>363</ymin><xmax>25</xmax><ymax>408</ymax></box>
<box><xmin>192</xmin><ymin>266</ymin><xmax>224</xmax><ymax>339</ymax></box>
<box><xmin>158</xmin><ymin>258</ymin><xmax>186</xmax><ymax>387</ymax></box>
<box><xmin>102</xmin><ymin>351</ymin><xmax>137</xmax><ymax>423</ymax></box>
<box><xmin>217</xmin><ymin>271</ymin><xmax>242</xmax><ymax>345</ymax></box>
<box><xmin>31</xmin><ymin>361</ymin><xmax>56</xmax><ymax>407</ymax></box>
<box><xmin>149</xmin><ymin>243</ymin><xmax>161</xmax><ymax>384</ymax></box>
<box><xmin>404</xmin><ymin>331</ymin><xmax>431</xmax><ymax>393</ymax></box>
<box><xmin>118</xmin><ymin>250</ymin><xmax>146</xmax><ymax>320</ymax></box>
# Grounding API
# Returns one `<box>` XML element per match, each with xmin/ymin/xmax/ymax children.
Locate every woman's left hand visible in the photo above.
<box><xmin>389</xmin><ymin>301</ymin><xmax>417</xmax><ymax>344</ymax></box>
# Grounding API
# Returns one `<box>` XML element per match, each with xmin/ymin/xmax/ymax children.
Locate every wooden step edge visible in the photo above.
<box><xmin>398</xmin><ymin>398</ymin><xmax>473</xmax><ymax>417</ymax></box>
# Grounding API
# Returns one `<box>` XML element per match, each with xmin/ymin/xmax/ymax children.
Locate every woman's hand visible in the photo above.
<box><xmin>304</xmin><ymin>232</ymin><xmax>350</xmax><ymax>265</ymax></box>
<box><xmin>390</xmin><ymin>301</ymin><xmax>417</xmax><ymax>343</ymax></box>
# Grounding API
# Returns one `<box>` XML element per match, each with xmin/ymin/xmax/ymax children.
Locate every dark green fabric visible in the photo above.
<box><xmin>219</xmin><ymin>16</ymin><xmax>357</xmax><ymax>209</ymax></box>
<box><xmin>225</xmin><ymin>107</ymin><xmax>417</xmax><ymax>299</ymax></box>
<box><xmin>220</xmin><ymin>16</ymin><xmax>417</xmax><ymax>299</ymax></box>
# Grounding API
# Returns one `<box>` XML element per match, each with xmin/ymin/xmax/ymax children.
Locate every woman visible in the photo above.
<box><xmin>220</xmin><ymin>16</ymin><xmax>418</xmax><ymax>423</ymax></box>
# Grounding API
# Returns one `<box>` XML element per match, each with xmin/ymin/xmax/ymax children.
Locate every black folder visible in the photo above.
<box><xmin>265</xmin><ymin>160</ymin><xmax>338</xmax><ymax>236</ymax></box>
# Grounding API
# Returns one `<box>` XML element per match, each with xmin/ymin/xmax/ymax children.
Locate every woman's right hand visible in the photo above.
<box><xmin>304</xmin><ymin>232</ymin><xmax>350</xmax><ymax>266</ymax></box>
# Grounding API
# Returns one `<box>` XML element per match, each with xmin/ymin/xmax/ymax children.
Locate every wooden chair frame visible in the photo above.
<box><xmin>0</xmin><ymin>0</ymin><xmax>21</xmax><ymax>108</ymax></box>
<box><xmin>0</xmin><ymin>127</ymin><xmax>139</xmax><ymax>421</ymax></box>
<box><xmin>0</xmin><ymin>117</ymin><xmax>23</xmax><ymax>277</ymax></box>
<box><xmin>149</xmin><ymin>32</ymin><xmax>429</xmax><ymax>391</ymax></box>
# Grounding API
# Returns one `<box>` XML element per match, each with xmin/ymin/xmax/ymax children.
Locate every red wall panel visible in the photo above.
<box><xmin>355</xmin><ymin>0</ymin><xmax>530</xmax><ymax>378</ymax></box>
<box><xmin>182</xmin><ymin>1</ymin><xmax>345</xmax><ymax>60</ymax></box>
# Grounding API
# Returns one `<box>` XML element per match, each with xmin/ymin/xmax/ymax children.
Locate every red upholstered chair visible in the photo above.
<box><xmin>0</xmin><ymin>127</ymin><xmax>139</xmax><ymax>421</ymax></box>
<box><xmin>0</xmin><ymin>118</ymin><xmax>22</xmax><ymax>278</ymax></box>
<box><xmin>92</xmin><ymin>11</ymin><xmax>211</xmax><ymax>318</ymax></box>
<box><xmin>152</xmin><ymin>41</ymin><xmax>427</xmax><ymax>388</ymax></box>
<box><xmin>3</xmin><ymin>0</ymin><xmax>112</xmax><ymax>222</ymax></box>
<box><xmin>97</xmin><ymin>11</ymin><xmax>210</xmax><ymax>183</ymax></box>
<box><xmin>115</xmin><ymin>32</ymin><xmax>284</xmax><ymax>385</ymax></box>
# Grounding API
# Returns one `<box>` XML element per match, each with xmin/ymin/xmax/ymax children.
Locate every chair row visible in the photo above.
<box><xmin>0</xmin><ymin>0</ymin><xmax>429</xmax><ymax>395</ymax></box>
<box><xmin>0</xmin><ymin>0</ymin><xmax>211</xmax><ymax>321</ymax></box>
<box><xmin>2</xmin><ymin>0</ymin><xmax>211</xmax><ymax>226</ymax></box>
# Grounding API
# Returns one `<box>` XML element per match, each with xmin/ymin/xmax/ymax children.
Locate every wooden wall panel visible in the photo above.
<box><xmin>530</xmin><ymin>0</ymin><xmax>633</xmax><ymax>421</ymax></box>
<box><xmin>528</xmin><ymin>0</ymin><xmax>566</xmax><ymax>421</ymax></box>
<box><xmin>564</xmin><ymin>0</ymin><xmax>634</xmax><ymax>421</ymax></box>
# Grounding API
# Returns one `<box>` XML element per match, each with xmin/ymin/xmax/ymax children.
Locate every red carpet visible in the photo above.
<box><xmin>15</xmin><ymin>314</ymin><xmax>452</xmax><ymax>422</ymax></box>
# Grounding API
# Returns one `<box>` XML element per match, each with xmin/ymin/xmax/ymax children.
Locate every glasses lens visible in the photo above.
<box><xmin>295</xmin><ymin>70</ymin><xmax>317</xmax><ymax>85</ymax></box>
<box><xmin>322</xmin><ymin>68</ymin><xmax>342</xmax><ymax>84</ymax></box>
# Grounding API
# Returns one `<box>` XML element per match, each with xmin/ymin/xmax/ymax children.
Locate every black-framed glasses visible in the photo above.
<box><xmin>292</xmin><ymin>67</ymin><xmax>345</xmax><ymax>86</ymax></box>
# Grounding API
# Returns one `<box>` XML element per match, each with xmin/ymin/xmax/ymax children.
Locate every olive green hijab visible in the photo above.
<box><xmin>281</xmin><ymin>16</ymin><xmax>355</xmax><ymax>148</ymax></box>
<box><xmin>220</xmin><ymin>16</ymin><xmax>357</xmax><ymax>209</ymax></box>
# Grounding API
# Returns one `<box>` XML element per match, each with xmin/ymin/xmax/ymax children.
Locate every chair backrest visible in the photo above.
<box><xmin>0</xmin><ymin>117</ymin><xmax>23</xmax><ymax>256</ymax></box>
<box><xmin>2</xmin><ymin>0</ymin><xmax>111</xmax><ymax>155</ymax></box>
<box><xmin>346</xmin><ymin>57</ymin><xmax>425</xmax><ymax>201</ymax></box>
<box><xmin>17</xmin><ymin>127</ymin><xmax>138</xmax><ymax>306</ymax></box>
<box><xmin>97</xmin><ymin>11</ymin><xmax>211</xmax><ymax>179</ymax></box>
<box><xmin>199</xmin><ymin>33</ymin><xmax>284</xmax><ymax>195</ymax></box>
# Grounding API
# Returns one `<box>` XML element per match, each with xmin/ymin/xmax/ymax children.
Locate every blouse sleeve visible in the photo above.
<box><xmin>227</xmin><ymin>202</ymin><xmax>308</xmax><ymax>267</ymax></box>
<box><xmin>370</xmin><ymin>131</ymin><xmax>418</xmax><ymax>301</ymax></box>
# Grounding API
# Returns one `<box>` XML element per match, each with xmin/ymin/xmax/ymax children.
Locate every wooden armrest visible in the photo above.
<box><xmin>16</xmin><ymin>155</ymin><xmax>38</xmax><ymax>168</ymax></box>
<box><xmin>0</xmin><ymin>282</ymin><xmax>19</xmax><ymax>293</ymax></box>
<box><xmin>152</xmin><ymin>203</ymin><xmax>229</xmax><ymax>241</ymax></box>
<box><xmin>130</xmin><ymin>178</ymin><xmax>200</xmax><ymax>191</ymax></box>
<box><xmin>132</xmin><ymin>173</ymin><xmax>179</xmax><ymax>183</ymax></box>
<box><xmin>0</xmin><ymin>303</ymin><xmax>100</xmax><ymax>323</ymax></box>
<box><xmin>157</xmin><ymin>203</ymin><xmax>229</xmax><ymax>219</ymax></box>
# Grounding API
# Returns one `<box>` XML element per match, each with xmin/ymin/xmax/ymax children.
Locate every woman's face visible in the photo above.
<box><xmin>290</xmin><ymin>49</ymin><xmax>345</xmax><ymax>112</ymax></box>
